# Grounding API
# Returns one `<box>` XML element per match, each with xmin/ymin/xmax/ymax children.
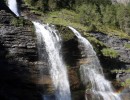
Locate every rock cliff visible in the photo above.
<box><xmin>0</xmin><ymin>3</ymin><xmax>43</xmax><ymax>100</ymax></box>
<box><xmin>0</xmin><ymin>1</ymin><xmax>130</xmax><ymax>100</ymax></box>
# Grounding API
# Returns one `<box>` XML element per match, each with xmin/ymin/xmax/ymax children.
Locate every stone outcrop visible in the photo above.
<box><xmin>0</xmin><ymin>3</ymin><xmax>84</xmax><ymax>100</ymax></box>
<box><xmin>0</xmin><ymin>4</ymin><xmax>44</xmax><ymax>100</ymax></box>
<box><xmin>90</xmin><ymin>32</ymin><xmax>130</xmax><ymax>99</ymax></box>
<box><xmin>90</xmin><ymin>32</ymin><xmax>130</xmax><ymax>65</ymax></box>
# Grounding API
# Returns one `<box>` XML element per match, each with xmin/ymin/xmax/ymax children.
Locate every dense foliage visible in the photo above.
<box><xmin>76</xmin><ymin>3</ymin><xmax>130</xmax><ymax>35</ymax></box>
<box><xmin>23</xmin><ymin>0</ymin><xmax>130</xmax><ymax>35</ymax></box>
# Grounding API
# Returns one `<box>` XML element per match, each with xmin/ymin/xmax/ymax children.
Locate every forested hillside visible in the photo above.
<box><xmin>22</xmin><ymin>0</ymin><xmax>130</xmax><ymax>36</ymax></box>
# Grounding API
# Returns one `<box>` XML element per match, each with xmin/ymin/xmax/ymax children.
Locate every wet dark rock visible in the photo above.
<box><xmin>0</xmin><ymin>4</ymin><xmax>45</xmax><ymax>100</ymax></box>
<box><xmin>1</xmin><ymin>1</ymin><xmax>130</xmax><ymax>100</ymax></box>
<box><xmin>90</xmin><ymin>32</ymin><xmax>130</xmax><ymax>64</ymax></box>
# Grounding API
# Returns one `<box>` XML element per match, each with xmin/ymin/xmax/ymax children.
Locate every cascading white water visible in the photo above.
<box><xmin>68</xmin><ymin>26</ymin><xmax>121</xmax><ymax>100</ymax></box>
<box><xmin>33</xmin><ymin>22</ymin><xmax>71</xmax><ymax>100</ymax></box>
<box><xmin>7</xmin><ymin>0</ymin><xmax>19</xmax><ymax>16</ymax></box>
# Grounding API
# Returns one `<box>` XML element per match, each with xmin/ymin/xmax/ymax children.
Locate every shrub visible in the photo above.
<box><xmin>101</xmin><ymin>48</ymin><xmax>119</xmax><ymax>58</ymax></box>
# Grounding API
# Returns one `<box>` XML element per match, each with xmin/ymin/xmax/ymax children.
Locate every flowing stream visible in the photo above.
<box><xmin>33</xmin><ymin>22</ymin><xmax>71</xmax><ymax>100</ymax></box>
<box><xmin>7</xmin><ymin>0</ymin><xmax>19</xmax><ymax>16</ymax></box>
<box><xmin>68</xmin><ymin>26</ymin><xmax>121</xmax><ymax>100</ymax></box>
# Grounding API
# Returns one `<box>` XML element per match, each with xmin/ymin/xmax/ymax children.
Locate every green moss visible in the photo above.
<box><xmin>96</xmin><ymin>25</ymin><xmax>130</xmax><ymax>39</ymax></box>
<box><xmin>11</xmin><ymin>18</ymin><xmax>19</xmax><ymax>26</ymax></box>
<box><xmin>11</xmin><ymin>17</ymin><xmax>33</xmax><ymax>27</ymax></box>
<box><xmin>43</xmin><ymin>9</ymin><xmax>88</xmax><ymax>31</ymax></box>
<box><xmin>10</xmin><ymin>17</ymin><xmax>35</xmax><ymax>37</ymax></box>
<box><xmin>24</xmin><ymin>0</ymin><xmax>32</xmax><ymax>5</ymax></box>
<box><xmin>11</xmin><ymin>17</ymin><xmax>24</xmax><ymax>27</ymax></box>
<box><xmin>107</xmin><ymin>29</ymin><xmax>130</xmax><ymax>39</ymax></box>
<box><xmin>101</xmin><ymin>48</ymin><xmax>119</xmax><ymax>58</ymax></box>
<box><xmin>56</xmin><ymin>25</ymin><xmax>75</xmax><ymax>41</ymax></box>
<box><xmin>124</xmin><ymin>43</ymin><xmax>130</xmax><ymax>49</ymax></box>
<box><xmin>30</xmin><ymin>10</ymin><xmax>43</xmax><ymax>15</ymax></box>
<box><xmin>87</xmin><ymin>36</ymin><xmax>105</xmax><ymax>47</ymax></box>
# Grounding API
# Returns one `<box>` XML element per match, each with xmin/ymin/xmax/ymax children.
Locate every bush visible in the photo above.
<box><xmin>74</xmin><ymin>2</ymin><xmax>130</xmax><ymax>34</ymax></box>
<box><xmin>76</xmin><ymin>4</ymin><xmax>102</xmax><ymax>26</ymax></box>
<box><xmin>101</xmin><ymin>48</ymin><xmax>119</xmax><ymax>58</ymax></box>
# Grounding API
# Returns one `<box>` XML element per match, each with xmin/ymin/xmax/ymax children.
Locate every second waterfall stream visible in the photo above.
<box><xmin>68</xmin><ymin>26</ymin><xmax>122</xmax><ymax>100</ymax></box>
<box><xmin>33</xmin><ymin>22</ymin><xmax>71</xmax><ymax>100</ymax></box>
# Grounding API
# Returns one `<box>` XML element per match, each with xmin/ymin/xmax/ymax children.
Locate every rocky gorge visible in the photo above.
<box><xmin>0</xmin><ymin>0</ymin><xmax>130</xmax><ymax>100</ymax></box>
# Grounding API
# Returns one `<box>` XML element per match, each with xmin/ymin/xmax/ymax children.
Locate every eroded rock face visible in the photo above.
<box><xmin>0</xmin><ymin>4</ymin><xmax>84</xmax><ymax>99</ymax></box>
<box><xmin>90</xmin><ymin>32</ymin><xmax>130</xmax><ymax>99</ymax></box>
<box><xmin>90</xmin><ymin>32</ymin><xmax>130</xmax><ymax>64</ymax></box>
<box><xmin>1</xmin><ymin>1</ymin><xmax>130</xmax><ymax>100</ymax></box>
<box><xmin>0</xmin><ymin>4</ymin><xmax>44</xmax><ymax>100</ymax></box>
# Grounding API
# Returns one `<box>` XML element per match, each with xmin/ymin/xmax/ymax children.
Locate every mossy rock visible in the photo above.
<box><xmin>11</xmin><ymin>17</ymin><xmax>33</xmax><ymax>26</ymax></box>
<box><xmin>55</xmin><ymin>25</ymin><xmax>75</xmax><ymax>41</ymax></box>
<box><xmin>10</xmin><ymin>16</ymin><xmax>35</xmax><ymax>36</ymax></box>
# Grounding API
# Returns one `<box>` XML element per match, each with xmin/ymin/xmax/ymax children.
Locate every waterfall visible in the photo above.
<box><xmin>68</xmin><ymin>26</ymin><xmax>121</xmax><ymax>100</ymax></box>
<box><xmin>33</xmin><ymin>22</ymin><xmax>71</xmax><ymax>100</ymax></box>
<box><xmin>7</xmin><ymin>0</ymin><xmax>19</xmax><ymax>16</ymax></box>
